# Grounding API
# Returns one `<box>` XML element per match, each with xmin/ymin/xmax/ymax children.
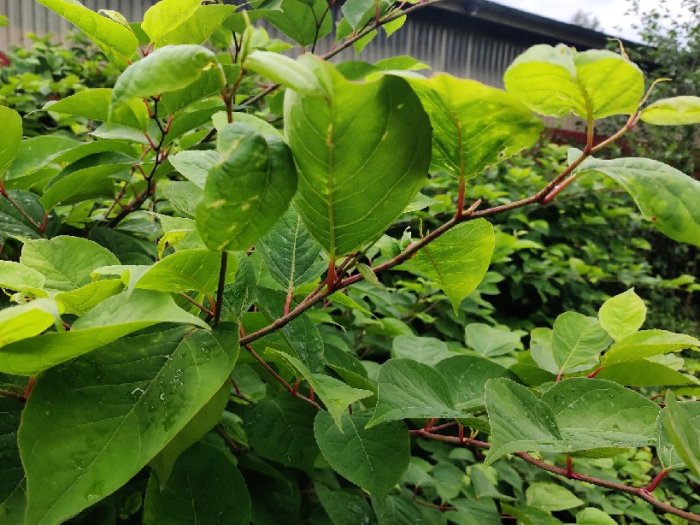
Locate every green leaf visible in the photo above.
<box><xmin>529</xmin><ymin>327</ymin><xmax>558</xmax><ymax>374</ymax></box>
<box><xmin>153</xmin><ymin>5</ymin><xmax>235</xmax><ymax>47</ymax></box>
<box><xmin>254</xmin><ymin>0</ymin><xmax>333</xmax><ymax>47</ymax></box>
<box><xmin>598</xmin><ymin>288</ymin><xmax>646</xmax><ymax>341</ymax></box>
<box><xmin>315</xmin><ymin>483</ymin><xmax>373</xmax><ymax>525</ymax></box>
<box><xmin>55</xmin><ymin>279</ymin><xmax>124</xmax><ymax>315</ymax></box>
<box><xmin>484</xmin><ymin>378</ymin><xmax>561</xmax><ymax>464</ymax></box>
<box><xmin>36</xmin><ymin>0</ymin><xmax>138</xmax><ymax>66</ymax></box>
<box><xmin>0</xmin><ymin>290</ymin><xmax>209</xmax><ymax>375</ymax></box>
<box><xmin>640</xmin><ymin>96</ymin><xmax>700</xmax><ymax>125</ymax></box>
<box><xmin>603</xmin><ymin>329</ymin><xmax>700</xmax><ymax>365</ymax></box>
<box><xmin>144</xmin><ymin>442</ymin><xmax>251</xmax><ymax>525</ymax></box>
<box><xmin>245</xmin><ymin>51</ymin><xmax>322</xmax><ymax>94</ymax></box>
<box><xmin>366</xmin><ymin>359</ymin><xmax>464</xmax><ymax>428</ymax></box>
<box><xmin>403</xmin><ymin>74</ymin><xmax>542</xmax><ymax>178</ymax></box>
<box><xmin>657</xmin><ymin>399</ymin><xmax>700</xmax><ymax>471</ymax></box>
<box><xmin>597</xmin><ymin>359</ymin><xmax>699</xmax><ymax>387</ymax></box>
<box><xmin>576</xmin><ymin>507</ymin><xmax>617</xmax><ymax>525</ymax></box>
<box><xmin>243</xmin><ymin>396</ymin><xmax>319</xmax><ymax>471</ymax></box>
<box><xmin>256</xmin><ymin>206</ymin><xmax>325</xmax><ymax>291</ymax></box>
<box><xmin>112</xmin><ymin>45</ymin><xmax>217</xmax><ymax>109</ymax></box>
<box><xmin>196</xmin><ymin>123</ymin><xmax>298</xmax><ymax>251</ymax></box>
<box><xmin>504</xmin><ymin>45</ymin><xmax>644</xmax><ymax>119</ymax></box>
<box><xmin>267</xmin><ymin>349</ymin><xmax>371</xmax><ymax>429</ymax></box>
<box><xmin>526</xmin><ymin>482</ymin><xmax>583</xmax><ymax>512</ymax></box>
<box><xmin>464</xmin><ymin>322</ymin><xmax>523</xmax><ymax>357</ymax></box>
<box><xmin>551</xmin><ymin>312</ymin><xmax>611</xmax><ymax>376</ymax></box>
<box><xmin>169</xmin><ymin>150</ymin><xmax>219</xmax><ymax>189</ymax></box>
<box><xmin>391</xmin><ymin>335</ymin><xmax>450</xmax><ymax>366</ymax></box>
<box><xmin>285</xmin><ymin>57</ymin><xmax>431</xmax><ymax>256</ymax></box>
<box><xmin>5</xmin><ymin>135</ymin><xmax>79</xmax><ymax>185</ymax></box>
<box><xmin>576</xmin><ymin>154</ymin><xmax>700</xmax><ymax>247</ymax></box>
<box><xmin>44</xmin><ymin>88</ymin><xmax>148</xmax><ymax>128</ymax></box>
<box><xmin>150</xmin><ymin>382</ymin><xmax>230</xmax><ymax>486</ymax></box>
<box><xmin>0</xmin><ymin>191</ymin><xmax>46</xmax><ymax>240</ymax></box>
<box><xmin>314</xmin><ymin>411</ymin><xmax>410</xmax><ymax>498</ymax></box>
<box><xmin>658</xmin><ymin>393</ymin><xmax>700</xmax><ymax>474</ymax></box>
<box><xmin>0</xmin><ymin>261</ymin><xmax>46</xmax><ymax>295</ymax></box>
<box><xmin>435</xmin><ymin>355</ymin><xmax>516</xmax><ymax>410</ymax></box>
<box><xmin>0</xmin><ymin>397</ymin><xmax>25</xmax><ymax>522</ymax></box>
<box><xmin>542</xmin><ymin>379</ymin><xmax>659</xmax><ymax>451</ymax></box>
<box><xmin>0</xmin><ymin>299</ymin><xmax>61</xmax><ymax>348</ymax></box>
<box><xmin>41</xmin><ymin>162</ymin><xmax>131</xmax><ymax>210</ymax></box>
<box><xmin>19</xmin><ymin>325</ymin><xmax>239</xmax><ymax>525</ymax></box>
<box><xmin>136</xmin><ymin>249</ymin><xmax>230</xmax><ymax>294</ymax></box>
<box><xmin>0</xmin><ymin>106</ymin><xmax>22</xmax><ymax>175</ymax></box>
<box><xmin>141</xmin><ymin>0</ymin><xmax>202</xmax><ymax>45</ymax></box>
<box><xmin>20</xmin><ymin>236</ymin><xmax>120</xmax><ymax>291</ymax></box>
<box><xmin>400</xmin><ymin>220</ymin><xmax>495</xmax><ymax>312</ymax></box>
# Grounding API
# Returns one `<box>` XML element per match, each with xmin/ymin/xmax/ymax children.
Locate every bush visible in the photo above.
<box><xmin>0</xmin><ymin>1</ymin><xmax>699</xmax><ymax>524</ymax></box>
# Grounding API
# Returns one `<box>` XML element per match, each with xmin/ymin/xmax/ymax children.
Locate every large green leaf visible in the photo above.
<box><xmin>435</xmin><ymin>355</ymin><xmax>515</xmax><ymax>410</ymax></box>
<box><xmin>314</xmin><ymin>411</ymin><xmax>410</xmax><ymax>499</ymax></box>
<box><xmin>0</xmin><ymin>106</ymin><xmax>22</xmax><ymax>175</ymax></box>
<box><xmin>399</xmin><ymin>219</ymin><xmax>495</xmax><ymax>312</ymax></box>
<box><xmin>197</xmin><ymin>123</ymin><xmax>298</xmax><ymax>251</ymax></box>
<box><xmin>19</xmin><ymin>325</ymin><xmax>239</xmax><ymax>525</ymax></box>
<box><xmin>551</xmin><ymin>312</ymin><xmax>611</xmax><ymax>375</ymax></box>
<box><xmin>484</xmin><ymin>378</ymin><xmax>561</xmax><ymax>464</ymax></box>
<box><xmin>266</xmin><ymin>349</ymin><xmax>372</xmax><ymax>429</ymax></box>
<box><xmin>112</xmin><ymin>45</ymin><xmax>217</xmax><ymax>108</ymax></box>
<box><xmin>598</xmin><ymin>288</ymin><xmax>646</xmax><ymax>341</ymax></box>
<box><xmin>403</xmin><ymin>74</ymin><xmax>542</xmax><ymax>178</ymax></box>
<box><xmin>640</xmin><ymin>96</ymin><xmax>700</xmax><ymax>126</ymax></box>
<box><xmin>657</xmin><ymin>399</ymin><xmax>700</xmax><ymax>471</ymax></box>
<box><xmin>366</xmin><ymin>359</ymin><xmax>464</xmax><ymax>428</ymax></box>
<box><xmin>41</xmin><ymin>162</ymin><xmax>131</xmax><ymax>210</ymax></box>
<box><xmin>0</xmin><ymin>290</ymin><xmax>208</xmax><ymax>375</ymax></box>
<box><xmin>255</xmin><ymin>0</ymin><xmax>332</xmax><ymax>47</ymax></box>
<box><xmin>285</xmin><ymin>56</ymin><xmax>431</xmax><ymax>256</ymax></box>
<box><xmin>141</xmin><ymin>0</ymin><xmax>203</xmax><ymax>45</ymax></box>
<box><xmin>256</xmin><ymin>206</ymin><xmax>325</xmax><ymax>291</ymax></box>
<box><xmin>0</xmin><ymin>397</ymin><xmax>25</xmax><ymax>523</ymax></box>
<box><xmin>20</xmin><ymin>236</ymin><xmax>120</xmax><ymax>291</ymax></box>
<box><xmin>576</xmin><ymin>154</ymin><xmax>700</xmax><ymax>247</ymax></box>
<box><xmin>243</xmin><ymin>396</ymin><xmax>319</xmax><ymax>471</ymax></box>
<box><xmin>541</xmin><ymin>379</ymin><xmax>659</xmax><ymax>451</ymax></box>
<box><xmin>603</xmin><ymin>329</ymin><xmax>700</xmax><ymax>364</ymax></box>
<box><xmin>144</xmin><ymin>442</ymin><xmax>251</xmax><ymax>525</ymax></box>
<box><xmin>35</xmin><ymin>0</ymin><xmax>138</xmax><ymax>66</ymax></box>
<box><xmin>504</xmin><ymin>45</ymin><xmax>644</xmax><ymax>119</ymax></box>
<box><xmin>0</xmin><ymin>299</ymin><xmax>61</xmax><ymax>348</ymax></box>
<box><xmin>149</xmin><ymin>4</ymin><xmax>235</xmax><ymax>47</ymax></box>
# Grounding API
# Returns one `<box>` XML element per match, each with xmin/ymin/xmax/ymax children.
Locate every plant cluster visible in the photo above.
<box><xmin>0</xmin><ymin>1</ymin><xmax>700</xmax><ymax>524</ymax></box>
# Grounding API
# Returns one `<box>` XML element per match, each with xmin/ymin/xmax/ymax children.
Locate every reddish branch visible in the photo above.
<box><xmin>412</xmin><ymin>429</ymin><xmax>700</xmax><ymax>523</ymax></box>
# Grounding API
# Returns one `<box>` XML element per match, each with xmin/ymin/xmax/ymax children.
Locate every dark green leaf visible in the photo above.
<box><xmin>314</xmin><ymin>411</ymin><xmax>410</xmax><ymax>498</ymax></box>
<box><xmin>144</xmin><ymin>442</ymin><xmax>250</xmax><ymax>525</ymax></box>
<box><xmin>19</xmin><ymin>325</ymin><xmax>239</xmax><ymax>524</ymax></box>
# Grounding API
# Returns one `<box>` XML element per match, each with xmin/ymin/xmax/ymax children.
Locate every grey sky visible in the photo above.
<box><xmin>491</xmin><ymin>0</ymin><xmax>688</xmax><ymax>40</ymax></box>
